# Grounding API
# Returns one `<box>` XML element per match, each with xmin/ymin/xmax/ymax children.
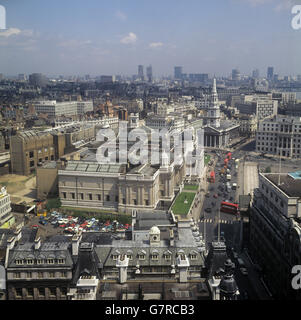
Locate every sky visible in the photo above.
<box><xmin>0</xmin><ymin>0</ymin><xmax>300</xmax><ymax>77</ymax></box>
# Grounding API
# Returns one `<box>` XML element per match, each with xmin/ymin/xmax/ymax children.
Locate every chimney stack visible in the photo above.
<box><xmin>72</xmin><ymin>233</ymin><xmax>82</xmax><ymax>256</ymax></box>
<box><xmin>34</xmin><ymin>237</ymin><xmax>41</xmax><ymax>250</ymax></box>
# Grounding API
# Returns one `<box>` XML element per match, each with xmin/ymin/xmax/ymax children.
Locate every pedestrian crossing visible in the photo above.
<box><xmin>202</xmin><ymin>218</ymin><xmax>234</xmax><ymax>224</ymax></box>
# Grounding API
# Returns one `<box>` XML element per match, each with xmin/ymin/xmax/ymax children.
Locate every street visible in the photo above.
<box><xmin>197</xmin><ymin>143</ymin><xmax>273</xmax><ymax>300</ymax></box>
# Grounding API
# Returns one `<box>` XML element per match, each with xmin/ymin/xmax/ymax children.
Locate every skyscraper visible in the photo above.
<box><xmin>138</xmin><ymin>65</ymin><xmax>144</xmax><ymax>81</ymax></box>
<box><xmin>232</xmin><ymin>69</ymin><xmax>241</xmax><ymax>81</ymax></box>
<box><xmin>174</xmin><ymin>66</ymin><xmax>183</xmax><ymax>80</ymax></box>
<box><xmin>252</xmin><ymin>69</ymin><xmax>260</xmax><ymax>79</ymax></box>
<box><xmin>267</xmin><ymin>67</ymin><xmax>274</xmax><ymax>80</ymax></box>
<box><xmin>146</xmin><ymin>65</ymin><xmax>153</xmax><ymax>82</ymax></box>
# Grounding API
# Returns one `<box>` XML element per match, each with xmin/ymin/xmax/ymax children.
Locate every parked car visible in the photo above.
<box><xmin>205</xmin><ymin>208</ymin><xmax>212</xmax><ymax>213</ymax></box>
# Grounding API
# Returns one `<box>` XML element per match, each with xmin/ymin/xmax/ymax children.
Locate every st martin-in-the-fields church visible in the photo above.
<box><xmin>203</xmin><ymin>79</ymin><xmax>240</xmax><ymax>148</ymax></box>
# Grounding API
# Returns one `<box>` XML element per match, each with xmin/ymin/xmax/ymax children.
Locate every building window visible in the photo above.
<box><xmin>49</xmin><ymin>287</ymin><xmax>56</xmax><ymax>297</ymax></box>
<box><xmin>47</xmin><ymin>259</ymin><xmax>55</xmax><ymax>264</ymax></box>
<box><xmin>138</xmin><ymin>254</ymin><xmax>145</xmax><ymax>261</ymax></box>
<box><xmin>37</xmin><ymin>259</ymin><xmax>44</xmax><ymax>265</ymax></box>
<box><xmin>57</xmin><ymin>259</ymin><xmax>65</xmax><ymax>264</ymax></box>
<box><xmin>15</xmin><ymin>259</ymin><xmax>24</xmax><ymax>265</ymax></box>
<box><xmin>62</xmin><ymin>192</ymin><xmax>66</xmax><ymax>199</ymax></box>
<box><xmin>38</xmin><ymin>287</ymin><xmax>45</xmax><ymax>297</ymax></box>
<box><xmin>71</xmin><ymin>193</ymin><xmax>75</xmax><ymax>200</ymax></box>
<box><xmin>49</xmin><ymin>272</ymin><xmax>55</xmax><ymax>278</ymax></box>
<box><xmin>26</xmin><ymin>272</ymin><xmax>32</xmax><ymax>279</ymax></box>
<box><xmin>112</xmin><ymin>255</ymin><xmax>118</xmax><ymax>261</ymax></box>
<box><xmin>61</xmin><ymin>272</ymin><xmax>67</xmax><ymax>278</ymax></box>
<box><xmin>151</xmin><ymin>254</ymin><xmax>159</xmax><ymax>261</ymax></box>
<box><xmin>14</xmin><ymin>272</ymin><xmax>21</xmax><ymax>279</ymax></box>
<box><xmin>27</xmin><ymin>288</ymin><xmax>34</xmax><ymax>297</ymax></box>
<box><xmin>190</xmin><ymin>254</ymin><xmax>197</xmax><ymax>260</ymax></box>
<box><xmin>61</xmin><ymin>287</ymin><xmax>67</xmax><ymax>296</ymax></box>
<box><xmin>15</xmin><ymin>288</ymin><xmax>22</xmax><ymax>298</ymax></box>
<box><xmin>29</xmin><ymin>151</ymin><xmax>34</xmax><ymax>158</ymax></box>
<box><xmin>80</xmin><ymin>193</ymin><xmax>84</xmax><ymax>200</ymax></box>
<box><xmin>106</xmin><ymin>195</ymin><xmax>110</xmax><ymax>201</ymax></box>
<box><xmin>127</xmin><ymin>255</ymin><xmax>133</xmax><ymax>260</ymax></box>
<box><xmin>97</xmin><ymin>194</ymin><xmax>101</xmax><ymax>201</ymax></box>
<box><xmin>89</xmin><ymin>194</ymin><xmax>93</xmax><ymax>201</ymax></box>
<box><xmin>37</xmin><ymin>272</ymin><xmax>43</xmax><ymax>279</ymax></box>
<box><xmin>164</xmin><ymin>254</ymin><xmax>171</xmax><ymax>261</ymax></box>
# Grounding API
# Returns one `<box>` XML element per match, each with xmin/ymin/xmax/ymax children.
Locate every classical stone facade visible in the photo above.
<box><xmin>58</xmin><ymin>159</ymin><xmax>186</xmax><ymax>213</ymax></box>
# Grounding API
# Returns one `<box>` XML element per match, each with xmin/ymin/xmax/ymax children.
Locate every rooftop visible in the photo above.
<box><xmin>63</xmin><ymin>161</ymin><xmax>124</xmax><ymax>174</ymax></box>
<box><xmin>264</xmin><ymin>172</ymin><xmax>301</xmax><ymax>198</ymax></box>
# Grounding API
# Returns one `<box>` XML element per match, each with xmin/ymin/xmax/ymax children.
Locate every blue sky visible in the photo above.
<box><xmin>0</xmin><ymin>0</ymin><xmax>300</xmax><ymax>77</ymax></box>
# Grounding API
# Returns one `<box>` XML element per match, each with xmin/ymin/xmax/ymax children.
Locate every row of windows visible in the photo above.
<box><xmin>61</xmin><ymin>193</ymin><xmax>151</xmax><ymax>206</ymax></box>
<box><xmin>112</xmin><ymin>253</ymin><xmax>198</xmax><ymax>261</ymax></box>
<box><xmin>15</xmin><ymin>258</ymin><xmax>65</xmax><ymax>265</ymax></box>
<box><xmin>13</xmin><ymin>271</ymin><xmax>68</xmax><ymax>279</ymax></box>
<box><xmin>14</xmin><ymin>286</ymin><xmax>67</xmax><ymax>298</ymax></box>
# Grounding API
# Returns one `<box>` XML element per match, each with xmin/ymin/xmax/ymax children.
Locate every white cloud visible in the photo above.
<box><xmin>120</xmin><ymin>32</ymin><xmax>137</xmax><ymax>44</ymax></box>
<box><xmin>149</xmin><ymin>42</ymin><xmax>164</xmax><ymax>48</ymax></box>
<box><xmin>115</xmin><ymin>10</ymin><xmax>127</xmax><ymax>21</ymax></box>
<box><xmin>0</xmin><ymin>28</ymin><xmax>21</xmax><ymax>37</ymax></box>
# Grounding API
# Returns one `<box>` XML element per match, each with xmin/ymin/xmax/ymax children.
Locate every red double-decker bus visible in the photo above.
<box><xmin>220</xmin><ymin>201</ymin><xmax>239</xmax><ymax>215</ymax></box>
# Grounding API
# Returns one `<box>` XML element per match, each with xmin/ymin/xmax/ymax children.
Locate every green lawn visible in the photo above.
<box><xmin>204</xmin><ymin>154</ymin><xmax>211</xmax><ymax>166</ymax></box>
<box><xmin>171</xmin><ymin>192</ymin><xmax>196</xmax><ymax>215</ymax></box>
<box><xmin>183</xmin><ymin>184</ymin><xmax>199</xmax><ymax>191</ymax></box>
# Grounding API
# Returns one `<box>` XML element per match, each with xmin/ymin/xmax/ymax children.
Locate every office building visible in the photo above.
<box><xmin>256</xmin><ymin>115</ymin><xmax>301</xmax><ymax>158</ymax></box>
<box><xmin>33</xmin><ymin>100</ymin><xmax>93</xmax><ymax>118</ymax></box>
<box><xmin>250</xmin><ymin>171</ymin><xmax>301</xmax><ymax>299</ymax></box>
<box><xmin>146</xmin><ymin>65</ymin><xmax>153</xmax><ymax>82</ymax></box>
<box><xmin>236</xmin><ymin>98</ymin><xmax>278</xmax><ymax>120</ymax></box>
<box><xmin>267</xmin><ymin>67</ymin><xmax>274</xmax><ymax>80</ymax></box>
<box><xmin>232</xmin><ymin>69</ymin><xmax>241</xmax><ymax>81</ymax></box>
<box><xmin>174</xmin><ymin>66</ymin><xmax>183</xmax><ymax>80</ymax></box>
<box><xmin>252</xmin><ymin>69</ymin><xmax>260</xmax><ymax>79</ymax></box>
<box><xmin>138</xmin><ymin>65</ymin><xmax>144</xmax><ymax>81</ymax></box>
<box><xmin>10</xmin><ymin>131</ymin><xmax>57</xmax><ymax>175</ymax></box>
<box><xmin>99</xmin><ymin>75</ymin><xmax>115</xmax><ymax>83</ymax></box>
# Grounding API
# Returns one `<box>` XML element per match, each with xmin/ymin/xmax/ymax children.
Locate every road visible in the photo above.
<box><xmin>197</xmin><ymin>145</ymin><xmax>272</xmax><ymax>299</ymax></box>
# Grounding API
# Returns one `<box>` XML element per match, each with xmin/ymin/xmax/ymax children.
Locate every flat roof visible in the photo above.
<box><xmin>264</xmin><ymin>173</ymin><xmax>301</xmax><ymax>198</ymax></box>
<box><xmin>64</xmin><ymin>161</ymin><xmax>123</xmax><ymax>174</ymax></box>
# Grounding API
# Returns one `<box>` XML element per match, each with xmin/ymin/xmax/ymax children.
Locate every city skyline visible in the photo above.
<box><xmin>0</xmin><ymin>0</ymin><xmax>301</xmax><ymax>77</ymax></box>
